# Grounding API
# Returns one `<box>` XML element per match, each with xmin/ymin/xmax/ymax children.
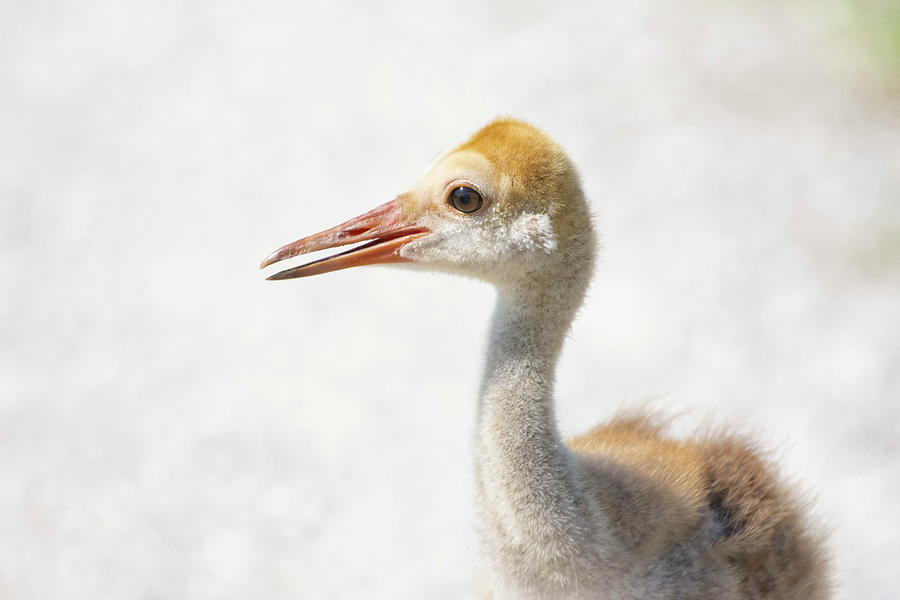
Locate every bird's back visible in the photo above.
<box><xmin>567</xmin><ymin>414</ymin><xmax>829</xmax><ymax>599</ymax></box>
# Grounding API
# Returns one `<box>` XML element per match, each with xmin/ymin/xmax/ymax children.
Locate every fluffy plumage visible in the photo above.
<box><xmin>264</xmin><ymin>118</ymin><xmax>829</xmax><ymax>599</ymax></box>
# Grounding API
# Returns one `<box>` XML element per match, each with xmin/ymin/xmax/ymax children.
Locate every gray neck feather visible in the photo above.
<box><xmin>475</xmin><ymin>281</ymin><xmax>600</xmax><ymax>582</ymax></box>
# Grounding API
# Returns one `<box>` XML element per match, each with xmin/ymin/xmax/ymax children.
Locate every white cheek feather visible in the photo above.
<box><xmin>404</xmin><ymin>212</ymin><xmax>557</xmax><ymax>276</ymax></box>
<box><xmin>508</xmin><ymin>213</ymin><xmax>557</xmax><ymax>255</ymax></box>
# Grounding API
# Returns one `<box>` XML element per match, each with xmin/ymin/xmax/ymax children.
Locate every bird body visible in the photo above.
<box><xmin>262</xmin><ymin>119</ymin><xmax>828</xmax><ymax>599</ymax></box>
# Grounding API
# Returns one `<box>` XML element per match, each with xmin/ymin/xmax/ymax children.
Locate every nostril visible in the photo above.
<box><xmin>344</xmin><ymin>227</ymin><xmax>371</xmax><ymax>237</ymax></box>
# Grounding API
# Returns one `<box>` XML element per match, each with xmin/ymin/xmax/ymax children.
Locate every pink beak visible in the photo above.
<box><xmin>260</xmin><ymin>198</ymin><xmax>429</xmax><ymax>280</ymax></box>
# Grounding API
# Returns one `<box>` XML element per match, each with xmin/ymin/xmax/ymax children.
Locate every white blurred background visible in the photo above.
<box><xmin>1</xmin><ymin>1</ymin><xmax>898</xmax><ymax>598</ymax></box>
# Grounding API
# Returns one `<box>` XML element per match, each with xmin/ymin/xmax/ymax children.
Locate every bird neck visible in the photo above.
<box><xmin>475</xmin><ymin>281</ymin><xmax>595</xmax><ymax>570</ymax></box>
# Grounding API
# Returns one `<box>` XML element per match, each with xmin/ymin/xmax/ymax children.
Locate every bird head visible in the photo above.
<box><xmin>261</xmin><ymin>119</ymin><xmax>595</xmax><ymax>294</ymax></box>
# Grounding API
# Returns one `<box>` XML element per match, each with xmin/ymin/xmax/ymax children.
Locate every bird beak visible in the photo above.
<box><xmin>260</xmin><ymin>198</ymin><xmax>430</xmax><ymax>280</ymax></box>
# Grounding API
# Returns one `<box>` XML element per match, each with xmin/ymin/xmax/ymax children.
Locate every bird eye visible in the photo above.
<box><xmin>448</xmin><ymin>186</ymin><xmax>484</xmax><ymax>214</ymax></box>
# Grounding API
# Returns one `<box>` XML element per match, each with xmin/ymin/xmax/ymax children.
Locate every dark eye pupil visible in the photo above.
<box><xmin>450</xmin><ymin>186</ymin><xmax>483</xmax><ymax>213</ymax></box>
